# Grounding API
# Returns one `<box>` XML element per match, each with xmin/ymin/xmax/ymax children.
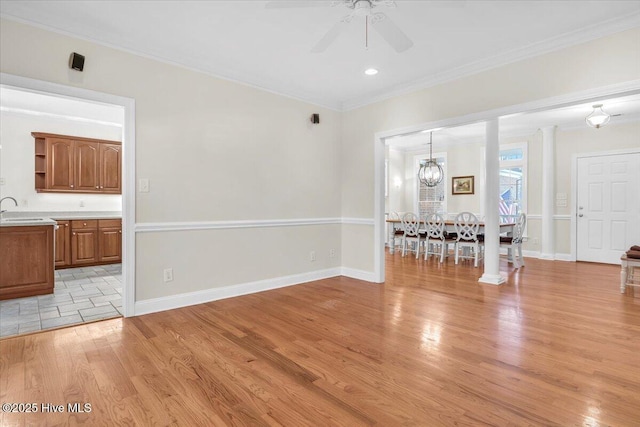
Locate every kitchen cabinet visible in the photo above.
<box><xmin>71</xmin><ymin>220</ymin><xmax>99</xmax><ymax>265</ymax></box>
<box><xmin>0</xmin><ymin>225</ymin><xmax>54</xmax><ymax>300</ymax></box>
<box><xmin>75</xmin><ymin>141</ymin><xmax>100</xmax><ymax>191</ymax></box>
<box><xmin>32</xmin><ymin>132</ymin><xmax>121</xmax><ymax>194</ymax></box>
<box><xmin>57</xmin><ymin>218</ymin><xmax>121</xmax><ymax>269</ymax></box>
<box><xmin>54</xmin><ymin>220</ymin><xmax>71</xmax><ymax>268</ymax></box>
<box><xmin>45</xmin><ymin>137</ymin><xmax>75</xmax><ymax>190</ymax></box>
<box><xmin>98</xmin><ymin>219</ymin><xmax>122</xmax><ymax>263</ymax></box>
<box><xmin>100</xmin><ymin>144</ymin><xmax>122</xmax><ymax>193</ymax></box>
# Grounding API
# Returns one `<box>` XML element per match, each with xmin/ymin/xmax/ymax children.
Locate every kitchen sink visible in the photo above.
<box><xmin>1</xmin><ymin>218</ymin><xmax>45</xmax><ymax>222</ymax></box>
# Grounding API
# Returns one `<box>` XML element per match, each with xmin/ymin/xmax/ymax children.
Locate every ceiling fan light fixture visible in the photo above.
<box><xmin>353</xmin><ymin>0</ymin><xmax>373</xmax><ymax>16</ymax></box>
<box><xmin>364</xmin><ymin>68</ymin><xmax>378</xmax><ymax>75</ymax></box>
<box><xmin>586</xmin><ymin>104</ymin><xmax>611</xmax><ymax>129</ymax></box>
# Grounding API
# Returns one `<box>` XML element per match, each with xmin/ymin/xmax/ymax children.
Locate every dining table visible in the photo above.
<box><xmin>386</xmin><ymin>218</ymin><xmax>516</xmax><ymax>255</ymax></box>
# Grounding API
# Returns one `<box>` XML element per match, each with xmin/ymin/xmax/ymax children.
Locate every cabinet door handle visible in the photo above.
<box><xmin>119</xmin><ymin>230</ymin><xmax>122</xmax><ymax>234</ymax></box>
<box><xmin>65</xmin><ymin>224</ymin><xmax>69</xmax><ymax>227</ymax></box>
<box><xmin>83</xmin><ymin>222</ymin><xmax>87</xmax><ymax>226</ymax></box>
<box><xmin>70</xmin><ymin>184</ymin><xmax>74</xmax><ymax>188</ymax></box>
<box><xmin>72</xmin><ymin>232</ymin><xmax>76</xmax><ymax>236</ymax></box>
<box><xmin>96</xmin><ymin>186</ymin><xmax>99</xmax><ymax>189</ymax></box>
<box><xmin>100</xmin><ymin>186</ymin><xmax>104</xmax><ymax>189</ymax></box>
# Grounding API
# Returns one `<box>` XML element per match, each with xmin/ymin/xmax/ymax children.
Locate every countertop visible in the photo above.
<box><xmin>0</xmin><ymin>217</ymin><xmax>58</xmax><ymax>227</ymax></box>
<box><xmin>2</xmin><ymin>211</ymin><xmax>122</xmax><ymax>220</ymax></box>
<box><xmin>0</xmin><ymin>211</ymin><xmax>121</xmax><ymax>227</ymax></box>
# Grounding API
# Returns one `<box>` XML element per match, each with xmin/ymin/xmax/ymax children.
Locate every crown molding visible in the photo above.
<box><xmin>0</xmin><ymin>15</ymin><xmax>343</xmax><ymax>112</ymax></box>
<box><xmin>4</xmin><ymin>12</ymin><xmax>639</xmax><ymax>113</ymax></box>
<box><xmin>341</xmin><ymin>12</ymin><xmax>640</xmax><ymax>111</ymax></box>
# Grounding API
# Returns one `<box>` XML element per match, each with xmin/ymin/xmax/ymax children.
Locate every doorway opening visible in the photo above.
<box><xmin>0</xmin><ymin>73</ymin><xmax>135</xmax><ymax>337</ymax></box>
<box><xmin>373</xmin><ymin>84</ymin><xmax>640</xmax><ymax>282</ymax></box>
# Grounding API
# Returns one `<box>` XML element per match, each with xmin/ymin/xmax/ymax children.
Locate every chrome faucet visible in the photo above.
<box><xmin>0</xmin><ymin>197</ymin><xmax>18</xmax><ymax>216</ymax></box>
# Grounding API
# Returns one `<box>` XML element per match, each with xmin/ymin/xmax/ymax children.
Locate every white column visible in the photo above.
<box><xmin>479</xmin><ymin>119</ymin><xmax>505</xmax><ymax>285</ymax></box>
<box><xmin>540</xmin><ymin>126</ymin><xmax>556</xmax><ymax>259</ymax></box>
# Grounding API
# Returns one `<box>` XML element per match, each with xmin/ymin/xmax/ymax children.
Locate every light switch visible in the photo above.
<box><xmin>0</xmin><ymin>177</ymin><xmax>5</xmax><ymax>185</ymax></box>
<box><xmin>139</xmin><ymin>178</ymin><xmax>150</xmax><ymax>193</ymax></box>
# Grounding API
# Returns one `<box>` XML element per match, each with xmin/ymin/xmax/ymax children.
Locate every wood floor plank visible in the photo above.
<box><xmin>1</xmin><ymin>254</ymin><xmax>639</xmax><ymax>425</ymax></box>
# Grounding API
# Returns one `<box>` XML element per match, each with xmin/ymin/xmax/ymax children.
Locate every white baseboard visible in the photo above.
<box><xmin>521</xmin><ymin>249</ymin><xmax>573</xmax><ymax>261</ymax></box>
<box><xmin>341</xmin><ymin>267</ymin><xmax>378</xmax><ymax>282</ymax></box>
<box><xmin>134</xmin><ymin>267</ymin><xmax>342</xmax><ymax>316</ymax></box>
<box><xmin>135</xmin><ymin>249</ymin><xmax>579</xmax><ymax>316</ymax></box>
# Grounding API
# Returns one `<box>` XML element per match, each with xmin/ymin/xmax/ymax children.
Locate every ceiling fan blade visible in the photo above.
<box><xmin>370</xmin><ymin>12</ymin><xmax>413</xmax><ymax>53</ymax></box>
<box><xmin>265</xmin><ymin>1</ymin><xmax>333</xmax><ymax>8</ymax></box>
<box><xmin>311</xmin><ymin>14</ymin><xmax>353</xmax><ymax>53</ymax></box>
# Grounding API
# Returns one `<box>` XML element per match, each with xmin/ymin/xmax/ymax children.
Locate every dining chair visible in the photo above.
<box><xmin>389</xmin><ymin>212</ymin><xmax>404</xmax><ymax>252</ymax></box>
<box><xmin>401</xmin><ymin>212</ymin><xmax>424</xmax><ymax>258</ymax></box>
<box><xmin>500</xmin><ymin>212</ymin><xmax>527</xmax><ymax>268</ymax></box>
<box><xmin>424</xmin><ymin>213</ymin><xmax>456</xmax><ymax>262</ymax></box>
<box><xmin>454</xmin><ymin>211</ymin><xmax>483</xmax><ymax>267</ymax></box>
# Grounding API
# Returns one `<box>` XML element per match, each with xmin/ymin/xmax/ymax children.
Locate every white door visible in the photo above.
<box><xmin>576</xmin><ymin>153</ymin><xmax>640</xmax><ymax>264</ymax></box>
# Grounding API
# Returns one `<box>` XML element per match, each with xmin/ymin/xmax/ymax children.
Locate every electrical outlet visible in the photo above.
<box><xmin>309</xmin><ymin>251</ymin><xmax>316</xmax><ymax>262</ymax></box>
<box><xmin>532</xmin><ymin>238</ymin><xmax>539</xmax><ymax>245</ymax></box>
<box><xmin>139</xmin><ymin>178</ymin><xmax>150</xmax><ymax>193</ymax></box>
<box><xmin>0</xmin><ymin>177</ymin><xmax>5</xmax><ymax>185</ymax></box>
<box><xmin>163</xmin><ymin>268</ymin><xmax>174</xmax><ymax>282</ymax></box>
<box><xmin>329</xmin><ymin>249</ymin><xmax>336</xmax><ymax>258</ymax></box>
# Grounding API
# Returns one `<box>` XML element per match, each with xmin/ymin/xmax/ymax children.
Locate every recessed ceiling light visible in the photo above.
<box><xmin>364</xmin><ymin>68</ymin><xmax>378</xmax><ymax>76</ymax></box>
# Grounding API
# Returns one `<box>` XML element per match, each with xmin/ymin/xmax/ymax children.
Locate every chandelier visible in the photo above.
<box><xmin>418</xmin><ymin>132</ymin><xmax>443</xmax><ymax>187</ymax></box>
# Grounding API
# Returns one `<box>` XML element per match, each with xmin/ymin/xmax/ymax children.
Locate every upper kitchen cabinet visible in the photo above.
<box><xmin>32</xmin><ymin>132</ymin><xmax>121</xmax><ymax>194</ymax></box>
<box><xmin>75</xmin><ymin>140</ymin><xmax>100</xmax><ymax>191</ymax></box>
<box><xmin>99</xmin><ymin>143</ymin><xmax>122</xmax><ymax>193</ymax></box>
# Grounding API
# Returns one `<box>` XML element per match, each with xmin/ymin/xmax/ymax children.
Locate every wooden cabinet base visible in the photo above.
<box><xmin>55</xmin><ymin>218</ymin><xmax>122</xmax><ymax>270</ymax></box>
<box><xmin>56</xmin><ymin>260</ymin><xmax>121</xmax><ymax>270</ymax></box>
<box><xmin>0</xmin><ymin>225</ymin><xmax>54</xmax><ymax>300</ymax></box>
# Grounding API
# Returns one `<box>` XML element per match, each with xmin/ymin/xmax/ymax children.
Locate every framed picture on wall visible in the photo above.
<box><xmin>452</xmin><ymin>176</ymin><xmax>474</xmax><ymax>195</ymax></box>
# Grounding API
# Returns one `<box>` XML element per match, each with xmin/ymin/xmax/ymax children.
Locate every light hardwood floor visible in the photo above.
<box><xmin>1</xmin><ymin>253</ymin><xmax>639</xmax><ymax>426</ymax></box>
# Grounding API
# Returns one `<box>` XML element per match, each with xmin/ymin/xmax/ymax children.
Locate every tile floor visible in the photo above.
<box><xmin>0</xmin><ymin>264</ymin><xmax>123</xmax><ymax>338</ymax></box>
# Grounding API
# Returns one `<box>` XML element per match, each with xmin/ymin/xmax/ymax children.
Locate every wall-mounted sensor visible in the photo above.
<box><xmin>310</xmin><ymin>113</ymin><xmax>320</xmax><ymax>124</ymax></box>
<box><xmin>69</xmin><ymin>52</ymin><xmax>85</xmax><ymax>71</ymax></box>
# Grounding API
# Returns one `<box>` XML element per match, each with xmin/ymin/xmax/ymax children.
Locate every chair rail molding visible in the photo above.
<box><xmin>135</xmin><ymin>217</ymin><xmax>373</xmax><ymax>233</ymax></box>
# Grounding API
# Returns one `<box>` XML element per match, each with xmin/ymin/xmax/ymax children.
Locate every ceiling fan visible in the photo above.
<box><xmin>266</xmin><ymin>0</ymin><xmax>414</xmax><ymax>53</ymax></box>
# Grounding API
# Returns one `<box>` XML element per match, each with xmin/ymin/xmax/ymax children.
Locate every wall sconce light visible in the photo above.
<box><xmin>585</xmin><ymin>104</ymin><xmax>610</xmax><ymax>129</ymax></box>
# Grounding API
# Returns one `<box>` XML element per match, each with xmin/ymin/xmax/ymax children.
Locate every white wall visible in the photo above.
<box><xmin>1</xmin><ymin>17</ymin><xmax>638</xmax><ymax>304</ymax></box>
<box><xmin>385</xmin><ymin>147</ymin><xmax>406</xmax><ymax>213</ymax></box>
<box><xmin>0</xmin><ymin>18</ymin><xmax>343</xmax><ymax>307</ymax></box>
<box><xmin>0</xmin><ymin>110</ymin><xmax>122</xmax><ymax>212</ymax></box>
<box><xmin>553</xmin><ymin>121</ymin><xmax>640</xmax><ymax>254</ymax></box>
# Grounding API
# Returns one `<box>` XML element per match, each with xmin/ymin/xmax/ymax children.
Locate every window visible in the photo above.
<box><xmin>415</xmin><ymin>153</ymin><xmax>447</xmax><ymax>218</ymax></box>
<box><xmin>499</xmin><ymin>143</ymin><xmax>527</xmax><ymax>220</ymax></box>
